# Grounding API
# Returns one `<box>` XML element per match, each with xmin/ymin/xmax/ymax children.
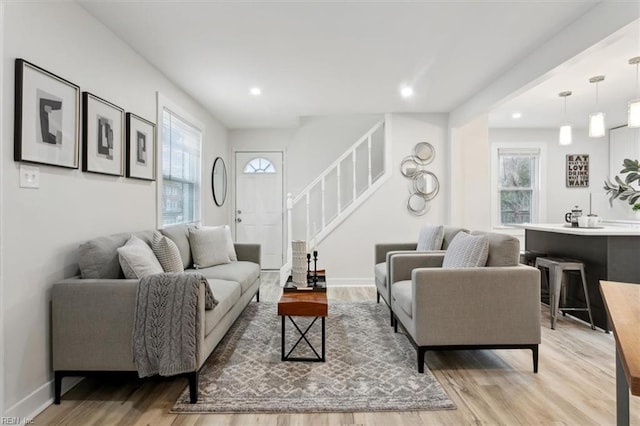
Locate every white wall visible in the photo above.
<box><xmin>489</xmin><ymin>128</ymin><xmax>610</xmax><ymax>223</ymax></box>
<box><xmin>1</xmin><ymin>2</ymin><xmax>229</xmax><ymax>418</ymax></box>
<box><xmin>286</xmin><ymin>114</ymin><xmax>384</xmax><ymax>194</ymax></box>
<box><xmin>450</xmin><ymin>116</ymin><xmax>492</xmax><ymax>231</ymax></box>
<box><xmin>318</xmin><ymin>113</ymin><xmax>448</xmax><ymax>282</ymax></box>
<box><xmin>230</xmin><ymin>113</ymin><xmax>447</xmax><ymax>282</ymax></box>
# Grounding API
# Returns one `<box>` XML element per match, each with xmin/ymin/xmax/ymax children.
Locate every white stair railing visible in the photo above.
<box><xmin>281</xmin><ymin>119</ymin><xmax>391</xmax><ymax>284</ymax></box>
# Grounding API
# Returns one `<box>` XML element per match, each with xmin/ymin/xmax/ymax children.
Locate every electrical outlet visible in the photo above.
<box><xmin>20</xmin><ymin>165</ymin><xmax>39</xmax><ymax>189</ymax></box>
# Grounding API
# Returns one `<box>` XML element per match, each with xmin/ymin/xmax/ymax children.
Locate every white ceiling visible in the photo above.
<box><xmin>78</xmin><ymin>1</ymin><xmax>636</xmax><ymax>130</ymax></box>
<box><xmin>489</xmin><ymin>19</ymin><xmax>640</xmax><ymax>130</ymax></box>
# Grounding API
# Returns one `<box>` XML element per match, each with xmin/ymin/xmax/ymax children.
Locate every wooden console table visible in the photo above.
<box><xmin>600</xmin><ymin>281</ymin><xmax>640</xmax><ymax>426</ymax></box>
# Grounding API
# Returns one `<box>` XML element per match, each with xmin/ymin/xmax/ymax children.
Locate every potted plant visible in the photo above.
<box><xmin>603</xmin><ymin>159</ymin><xmax>640</xmax><ymax>212</ymax></box>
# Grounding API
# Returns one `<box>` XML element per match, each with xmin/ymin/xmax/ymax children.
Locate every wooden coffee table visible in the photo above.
<box><xmin>277</xmin><ymin>290</ymin><xmax>328</xmax><ymax>362</ymax></box>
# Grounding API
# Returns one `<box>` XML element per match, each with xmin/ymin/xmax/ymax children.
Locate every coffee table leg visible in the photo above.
<box><xmin>281</xmin><ymin>315</ymin><xmax>285</xmax><ymax>361</ymax></box>
<box><xmin>321</xmin><ymin>317</ymin><xmax>326</xmax><ymax>362</ymax></box>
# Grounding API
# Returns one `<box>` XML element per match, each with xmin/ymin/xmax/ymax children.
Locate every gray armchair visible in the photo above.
<box><xmin>374</xmin><ymin>226</ymin><xmax>467</xmax><ymax>325</ymax></box>
<box><xmin>389</xmin><ymin>232</ymin><xmax>541</xmax><ymax>373</ymax></box>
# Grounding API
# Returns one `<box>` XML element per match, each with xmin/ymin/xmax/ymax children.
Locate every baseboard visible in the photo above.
<box><xmin>326</xmin><ymin>277</ymin><xmax>374</xmax><ymax>287</ymax></box>
<box><xmin>3</xmin><ymin>376</ymin><xmax>83</xmax><ymax>420</ymax></box>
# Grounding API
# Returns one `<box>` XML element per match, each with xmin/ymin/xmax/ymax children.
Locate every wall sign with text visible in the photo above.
<box><xmin>566</xmin><ymin>154</ymin><xmax>589</xmax><ymax>187</ymax></box>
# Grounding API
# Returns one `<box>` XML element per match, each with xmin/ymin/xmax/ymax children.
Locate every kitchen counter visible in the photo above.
<box><xmin>518</xmin><ymin>223</ymin><xmax>640</xmax><ymax>236</ymax></box>
<box><xmin>522</xmin><ymin>224</ymin><xmax>640</xmax><ymax>331</ymax></box>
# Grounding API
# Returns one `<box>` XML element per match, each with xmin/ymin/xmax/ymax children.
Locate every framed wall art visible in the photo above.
<box><xmin>566</xmin><ymin>154</ymin><xmax>589</xmax><ymax>188</ymax></box>
<box><xmin>82</xmin><ymin>92</ymin><xmax>124</xmax><ymax>176</ymax></box>
<box><xmin>125</xmin><ymin>112</ymin><xmax>156</xmax><ymax>181</ymax></box>
<box><xmin>14</xmin><ymin>58</ymin><xmax>80</xmax><ymax>169</ymax></box>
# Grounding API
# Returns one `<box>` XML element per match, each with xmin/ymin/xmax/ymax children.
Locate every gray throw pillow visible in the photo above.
<box><xmin>117</xmin><ymin>235</ymin><xmax>164</xmax><ymax>279</ymax></box>
<box><xmin>152</xmin><ymin>231</ymin><xmax>184</xmax><ymax>273</ymax></box>
<box><xmin>442</xmin><ymin>232</ymin><xmax>489</xmax><ymax>268</ymax></box>
<box><xmin>188</xmin><ymin>227</ymin><xmax>231</xmax><ymax>269</ymax></box>
<box><xmin>416</xmin><ymin>225</ymin><xmax>445</xmax><ymax>251</ymax></box>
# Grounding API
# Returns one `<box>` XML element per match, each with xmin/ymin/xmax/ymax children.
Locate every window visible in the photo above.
<box><xmin>497</xmin><ymin>148</ymin><xmax>540</xmax><ymax>225</ymax></box>
<box><xmin>161</xmin><ymin>109</ymin><xmax>202</xmax><ymax>226</ymax></box>
<box><xmin>244</xmin><ymin>157</ymin><xmax>275</xmax><ymax>174</ymax></box>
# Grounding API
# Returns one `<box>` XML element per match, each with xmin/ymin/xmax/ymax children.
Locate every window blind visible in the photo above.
<box><xmin>161</xmin><ymin>108</ymin><xmax>202</xmax><ymax>226</ymax></box>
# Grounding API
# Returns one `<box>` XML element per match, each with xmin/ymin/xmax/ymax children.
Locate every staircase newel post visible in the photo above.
<box><xmin>286</xmin><ymin>192</ymin><xmax>293</xmax><ymax>266</ymax></box>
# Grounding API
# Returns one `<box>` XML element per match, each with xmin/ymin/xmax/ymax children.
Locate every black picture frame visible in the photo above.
<box><xmin>14</xmin><ymin>58</ymin><xmax>80</xmax><ymax>169</ymax></box>
<box><xmin>566</xmin><ymin>154</ymin><xmax>589</xmax><ymax>188</ymax></box>
<box><xmin>125</xmin><ymin>112</ymin><xmax>156</xmax><ymax>181</ymax></box>
<box><xmin>82</xmin><ymin>92</ymin><xmax>124</xmax><ymax>176</ymax></box>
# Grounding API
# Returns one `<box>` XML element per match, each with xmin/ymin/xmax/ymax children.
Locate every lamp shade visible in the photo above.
<box><xmin>629</xmin><ymin>99</ymin><xmax>640</xmax><ymax>128</ymax></box>
<box><xmin>589</xmin><ymin>112</ymin><xmax>606</xmax><ymax>138</ymax></box>
<box><xmin>559</xmin><ymin>124</ymin><xmax>572</xmax><ymax>145</ymax></box>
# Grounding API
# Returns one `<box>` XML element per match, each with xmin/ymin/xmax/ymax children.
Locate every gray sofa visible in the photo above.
<box><xmin>51</xmin><ymin>224</ymin><xmax>261</xmax><ymax>404</ymax></box>
<box><xmin>374</xmin><ymin>226</ymin><xmax>467</xmax><ymax>325</ymax></box>
<box><xmin>388</xmin><ymin>231</ymin><xmax>541</xmax><ymax>373</ymax></box>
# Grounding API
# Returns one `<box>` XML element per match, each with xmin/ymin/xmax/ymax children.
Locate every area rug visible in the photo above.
<box><xmin>171</xmin><ymin>301</ymin><xmax>456</xmax><ymax>413</ymax></box>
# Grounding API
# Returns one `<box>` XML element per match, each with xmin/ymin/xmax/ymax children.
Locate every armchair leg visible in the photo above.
<box><xmin>54</xmin><ymin>371</ymin><xmax>63</xmax><ymax>404</ymax></box>
<box><xmin>256</xmin><ymin>289</ymin><xmax>260</xmax><ymax>303</ymax></box>
<box><xmin>188</xmin><ymin>371</ymin><xmax>198</xmax><ymax>403</ymax></box>
<box><xmin>376</xmin><ymin>291</ymin><xmax>380</xmax><ymax>303</ymax></box>
<box><xmin>390</xmin><ymin>309</ymin><xmax>395</xmax><ymax>327</ymax></box>
<box><xmin>532</xmin><ymin>345</ymin><xmax>539</xmax><ymax>373</ymax></box>
<box><xmin>417</xmin><ymin>348</ymin><xmax>426</xmax><ymax>373</ymax></box>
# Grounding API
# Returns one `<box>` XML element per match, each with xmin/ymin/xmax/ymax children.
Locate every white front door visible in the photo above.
<box><xmin>235</xmin><ymin>152</ymin><xmax>284</xmax><ymax>269</ymax></box>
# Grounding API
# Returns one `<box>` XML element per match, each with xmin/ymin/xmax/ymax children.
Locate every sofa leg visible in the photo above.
<box><xmin>393</xmin><ymin>316</ymin><xmax>398</xmax><ymax>334</ymax></box>
<box><xmin>532</xmin><ymin>345</ymin><xmax>539</xmax><ymax>373</ymax></box>
<box><xmin>54</xmin><ymin>371</ymin><xmax>63</xmax><ymax>404</ymax></box>
<box><xmin>417</xmin><ymin>348</ymin><xmax>426</xmax><ymax>373</ymax></box>
<box><xmin>390</xmin><ymin>309</ymin><xmax>394</xmax><ymax>327</ymax></box>
<box><xmin>256</xmin><ymin>289</ymin><xmax>260</xmax><ymax>303</ymax></box>
<box><xmin>188</xmin><ymin>371</ymin><xmax>198</xmax><ymax>404</ymax></box>
<box><xmin>376</xmin><ymin>291</ymin><xmax>380</xmax><ymax>303</ymax></box>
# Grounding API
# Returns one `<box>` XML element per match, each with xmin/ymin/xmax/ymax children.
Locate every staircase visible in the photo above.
<box><xmin>282</xmin><ymin>118</ymin><xmax>390</xmax><ymax>283</ymax></box>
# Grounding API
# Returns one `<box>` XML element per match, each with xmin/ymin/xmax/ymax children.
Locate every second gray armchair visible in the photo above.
<box><xmin>389</xmin><ymin>231</ymin><xmax>541</xmax><ymax>374</ymax></box>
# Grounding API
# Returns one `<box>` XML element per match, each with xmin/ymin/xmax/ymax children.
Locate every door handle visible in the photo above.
<box><xmin>236</xmin><ymin>218</ymin><xmax>242</xmax><ymax>223</ymax></box>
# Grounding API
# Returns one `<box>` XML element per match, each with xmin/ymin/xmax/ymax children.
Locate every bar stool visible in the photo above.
<box><xmin>521</xmin><ymin>251</ymin><xmax>549</xmax><ymax>304</ymax></box>
<box><xmin>534</xmin><ymin>257</ymin><xmax>596</xmax><ymax>330</ymax></box>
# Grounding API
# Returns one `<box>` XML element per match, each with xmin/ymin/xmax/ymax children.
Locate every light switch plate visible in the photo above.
<box><xmin>20</xmin><ymin>165</ymin><xmax>39</xmax><ymax>189</ymax></box>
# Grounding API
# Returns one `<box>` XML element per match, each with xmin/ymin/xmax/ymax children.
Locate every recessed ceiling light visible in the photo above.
<box><xmin>400</xmin><ymin>86</ymin><xmax>414</xmax><ymax>98</ymax></box>
<box><xmin>250</xmin><ymin>87</ymin><xmax>261</xmax><ymax>96</ymax></box>
<box><xmin>512</xmin><ymin>112</ymin><xmax>522</xmax><ymax>119</ymax></box>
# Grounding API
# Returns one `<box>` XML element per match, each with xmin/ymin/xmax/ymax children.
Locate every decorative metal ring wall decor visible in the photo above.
<box><xmin>412</xmin><ymin>170</ymin><xmax>439</xmax><ymax>201</ymax></box>
<box><xmin>400</xmin><ymin>156</ymin><xmax>419</xmax><ymax>178</ymax></box>
<box><xmin>413</xmin><ymin>142</ymin><xmax>435</xmax><ymax>165</ymax></box>
<box><xmin>407</xmin><ymin>193</ymin><xmax>429</xmax><ymax>216</ymax></box>
<box><xmin>402</xmin><ymin>142</ymin><xmax>438</xmax><ymax>215</ymax></box>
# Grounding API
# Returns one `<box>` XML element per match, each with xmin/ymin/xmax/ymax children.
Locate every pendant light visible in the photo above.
<box><xmin>628</xmin><ymin>56</ymin><xmax>640</xmax><ymax>128</ymax></box>
<box><xmin>558</xmin><ymin>91</ymin><xmax>572</xmax><ymax>145</ymax></box>
<box><xmin>588</xmin><ymin>76</ymin><xmax>606</xmax><ymax>138</ymax></box>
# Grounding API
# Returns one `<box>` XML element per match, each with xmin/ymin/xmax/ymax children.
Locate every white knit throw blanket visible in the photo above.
<box><xmin>132</xmin><ymin>272</ymin><xmax>217</xmax><ymax>378</ymax></box>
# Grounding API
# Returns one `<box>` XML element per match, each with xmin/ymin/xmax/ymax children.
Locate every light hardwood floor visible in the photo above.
<box><xmin>37</xmin><ymin>272</ymin><xmax>639</xmax><ymax>425</ymax></box>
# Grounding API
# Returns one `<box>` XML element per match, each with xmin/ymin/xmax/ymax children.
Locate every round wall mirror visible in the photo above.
<box><xmin>412</xmin><ymin>171</ymin><xmax>439</xmax><ymax>201</ymax></box>
<box><xmin>400</xmin><ymin>156</ymin><xmax>419</xmax><ymax>178</ymax></box>
<box><xmin>413</xmin><ymin>142</ymin><xmax>435</xmax><ymax>165</ymax></box>
<box><xmin>212</xmin><ymin>157</ymin><xmax>227</xmax><ymax>207</ymax></box>
<box><xmin>407</xmin><ymin>193</ymin><xmax>428</xmax><ymax>215</ymax></box>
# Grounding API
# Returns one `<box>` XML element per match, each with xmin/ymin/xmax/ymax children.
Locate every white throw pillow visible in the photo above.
<box><xmin>442</xmin><ymin>232</ymin><xmax>489</xmax><ymax>268</ymax></box>
<box><xmin>152</xmin><ymin>231</ymin><xmax>184</xmax><ymax>273</ymax></box>
<box><xmin>416</xmin><ymin>225</ymin><xmax>445</xmax><ymax>251</ymax></box>
<box><xmin>223</xmin><ymin>225</ymin><xmax>238</xmax><ymax>261</ymax></box>
<box><xmin>117</xmin><ymin>235</ymin><xmax>164</xmax><ymax>279</ymax></box>
<box><xmin>188</xmin><ymin>227</ymin><xmax>231</xmax><ymax>269</ymax></box>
